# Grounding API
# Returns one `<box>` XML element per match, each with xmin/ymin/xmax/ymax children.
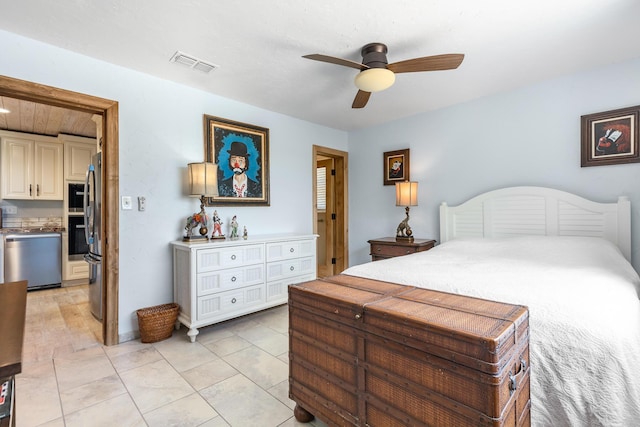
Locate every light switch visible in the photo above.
<box><xmin>138</xmin><ymin>196</ymin><xmax>146</xmax><ymax>211</ymax></box>
<box><xmin>122</xmin><ymin>196</ymin><xmax>132</xmax><ymax>210</ymax></box>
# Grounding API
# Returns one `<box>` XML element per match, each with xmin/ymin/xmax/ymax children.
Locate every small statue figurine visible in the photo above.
<box><xmin>243</xmin><ymin>226</ymin><xmax>248</xmax><ymax>240</ymax></box>
<box><xmin>230</xmin><ymin>215</ymin><xmax>239</xmax><ymax>239</ymax></box>
<box><xmin>184</xmin><ymin>216</ymin><xmax>198</xmax><ymax>238</ymax></box>
<box><xmin>211</xmin><ymin>210</ymin><xmax>225</xmax><ymax>239</ymax></box>
<box><xmin>396</xmin><ymin>206</ymin><xmax>414</xmax><ymax>241</ymax></box>
<box><xmin>184</xmin><ymin>209</ymin><xmax>209</xmax><ymax>240</ymax></box>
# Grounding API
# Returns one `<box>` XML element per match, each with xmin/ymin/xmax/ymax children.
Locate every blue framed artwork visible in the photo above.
<box><xmin>204</xmin><ymin>114</ymin><xmax>270</xmax><ymax>205</ymax></box>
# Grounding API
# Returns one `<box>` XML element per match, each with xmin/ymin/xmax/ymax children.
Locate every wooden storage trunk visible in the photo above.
<box><xmin>289</xmin><ymin>275</ymin><xmax>530</xmax><ymax>427</ymax></box>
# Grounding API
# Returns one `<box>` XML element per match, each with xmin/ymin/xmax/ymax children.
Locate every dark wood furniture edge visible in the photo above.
<box><xmin>368</xmin><ymin>237</ymin><xmax>436</xmax><ymax>261</ymax></box>
<box><xmin>367</xmin><ymin>237</ymin><xmax>437</xmax><ymax>245</ymax></box>
<box><xmin>0</xmin><ymin>281</ymin><xmax>27</xmax><ymax>379</ymax></box>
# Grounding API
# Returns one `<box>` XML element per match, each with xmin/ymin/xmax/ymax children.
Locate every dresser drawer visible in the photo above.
<box><xmin>266</xmin><ymin>256</ymin><xmax>315</xmax><ymax>282</ymax></box>
<box><xmin>196</xmin><ymin>244</ymin><xmax>264</xmax><ymax>272</ymax></box>
<box><xmin>197</xmin><ymin>264</ymin><xmax>264</xmax><ymax>296</ymax></box>
<box><xmin>371</xmin><ymin>243</ymin><xmax>421</xmax><ymax>257</ymax></box>
<box><xmin>266</xmin><ymin>239</ymin><xmax>315</xmax><ymax>262</ymax></box>
<box><xmin>197</xmin><ymin>284</ymin><xmax>265</xmax><ymax>321</ymax></box>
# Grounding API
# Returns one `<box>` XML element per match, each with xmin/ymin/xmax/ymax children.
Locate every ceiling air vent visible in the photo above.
<box><xmin>170</xmin><ymin>51</ymin><xmax>219</xmax><ymax>73</ymax></box>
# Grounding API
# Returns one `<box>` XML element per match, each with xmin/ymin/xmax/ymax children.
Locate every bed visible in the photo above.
<box><xmin>342</xmin><ymin>186</ymin><xmax>640</xmax><ymax>427</ymax></box>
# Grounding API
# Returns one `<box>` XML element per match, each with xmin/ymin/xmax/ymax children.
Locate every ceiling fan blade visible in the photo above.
<box><xmin>387</xmin><ymin>54</ymin><xmax>464</xmax><ymax>74</ymax></box>
<box><xmin>352</xmin><ymin>90</ymin><xmax>371</xmax><ymax>109</ymax></box>
<box><xmin>303</xmin><ymin>54</ymin><xmax>368</xmax><ymax>70</ymax></box>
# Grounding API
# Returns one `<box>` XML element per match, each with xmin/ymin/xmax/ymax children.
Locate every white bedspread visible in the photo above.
<box><xmin>343</xmin><ymin>236</ymin><xmax>640</xmax><ymax>427</ymax></box>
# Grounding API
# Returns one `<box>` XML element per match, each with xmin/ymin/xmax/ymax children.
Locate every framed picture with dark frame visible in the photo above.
<box><xmin>204</xmin><ymin>114</ymin><xmax>270</xmax><ymax>205</ymax></box>
<box><xmin>581</xmin><ymin>105</ymin><xmax>640</xmax><ymax>167</ymax></box>
<box><xmin>383</xmin><ymin>149</ymin><xmax>410</xmax><ymax>185</ymax></box>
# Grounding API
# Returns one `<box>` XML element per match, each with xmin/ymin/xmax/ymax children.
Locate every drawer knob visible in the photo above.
<box><xmin>290</xmin><ymin>266</ymin><xmax>295</xmax><ymax>271</ymax></box>
<box><xmin>376</xmin><ymin>248</ymin><xmax>381</xmax><ymax>252</ymax></box>
<box><xmin>231</xmin><ymin>298</ymin><xmax>237</xmax><ymax>304</ymax></box>
<box><xmin>290</xmin><ymin>248</ymin><xmax>295</xmax><ymax>253</ymax></box>
<box><xmin>231</xmin><ymin>254</ymin><xmax>237</xmax><ymax>260</ymax></box>
<box><xmin>231</xmin><ymin>276</ymin><xmax>237</xmax><ymax>282</ymax></box>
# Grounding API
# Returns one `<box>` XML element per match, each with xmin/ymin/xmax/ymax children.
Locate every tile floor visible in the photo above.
<box><xmin>15</xmin><ymin>285</ymin><xmax>329</xmax><ymax>427</ymax></box>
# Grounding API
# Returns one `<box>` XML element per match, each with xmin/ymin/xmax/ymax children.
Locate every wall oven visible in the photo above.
<box><xmin>68</xmin><ymin>183</ymin><xmax>88</xmax><ymax>212</ymax></box>
<box><xmin>68</xmin><ymin>215</ymin><xmax>88</xmax><ymax>261</ymax></box>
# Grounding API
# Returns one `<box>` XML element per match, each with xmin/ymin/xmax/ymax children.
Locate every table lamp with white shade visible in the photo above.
<box><xmin>395</xmin><ymin>181</ymin><xmax>418</xmax><ymax>241</ymax></box>
<box><xmin>184</xmin><ymin>162</ymin><xmax>218</xmax><ymax>241</ymax></box>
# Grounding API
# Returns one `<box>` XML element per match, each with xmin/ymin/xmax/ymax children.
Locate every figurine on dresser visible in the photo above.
<box><xmin>230</xmin><ymin>215</ymin><xmax>239</xmax><ymax>239</ymax></box>
<box><xmin>184</xmin><ymin>211</ymin><xmax>209</xmax><ymax>241</ymax></box>
<box><xmin>211</xmin><ymin>210</ymin><xmax>225</xmax><ymax>240</ymax></box>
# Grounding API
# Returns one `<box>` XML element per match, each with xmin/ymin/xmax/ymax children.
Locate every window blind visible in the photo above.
<box><xmin>316</xmin><ymin>166</ymin><xmax>326</xmax><ymax>211</ymax></box>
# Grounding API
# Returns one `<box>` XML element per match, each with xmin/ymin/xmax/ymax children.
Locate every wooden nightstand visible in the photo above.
<box><xmin>368</xmin><ymin>237</ymin><xmax>436</xmax><ymax>261</ymax></box>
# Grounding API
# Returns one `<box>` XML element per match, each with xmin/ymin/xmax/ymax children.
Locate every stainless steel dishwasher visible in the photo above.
<box><xmin>4</xmin><ymin>232</ymin><xmax>62</xmax><ymax>290</ymax></box>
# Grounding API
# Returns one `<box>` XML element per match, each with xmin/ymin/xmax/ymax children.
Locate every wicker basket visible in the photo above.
<box><xmin>136</xmin><ymin>303</ymin><xmax>180</xmax><ymax>343</ymax></box>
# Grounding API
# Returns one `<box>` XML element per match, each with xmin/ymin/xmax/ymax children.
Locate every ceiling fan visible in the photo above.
<box><xmin>303</xmin><ymin>43</ymin><xmax>464</xmax><ymax>109</ymax></box>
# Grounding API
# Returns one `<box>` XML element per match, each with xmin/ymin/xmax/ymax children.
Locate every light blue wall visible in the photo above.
<box><xmin>348</xmin><ymin>57</ymin><xmax>640</xmax><ymax>270</ymax></box>
<box><xmin>3</xmin><ymin>27</ymin><xmax>640</xmax><ymax>338</ymax></box>
<box><xmin>0</xmin><ymin>29</ymin><xmax>348</xmax><ymax>339</ymax></box>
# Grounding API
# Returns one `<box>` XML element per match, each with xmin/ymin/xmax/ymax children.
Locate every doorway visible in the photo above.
<box><xmin>313</xmin><ymin>145</ymin><xmax>348</xmax><ymax>276</ymax></box>
<box><xmin>0</xmin><ymin>75</ymin><xmax>120</xmax><ymax>345</ymax></box>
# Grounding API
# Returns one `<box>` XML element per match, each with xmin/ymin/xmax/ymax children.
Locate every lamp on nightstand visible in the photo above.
<box><xmin>184</xmin><ymin>162</ymin><xmax>218</xmax><ymax>241</ymax></box>
<box><xmin>395</xmin><ymin>181</ymin><xmax>418</xmax><ymax>241</ymax></box>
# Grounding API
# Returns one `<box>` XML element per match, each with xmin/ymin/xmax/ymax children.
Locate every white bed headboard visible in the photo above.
<box><xmin>440</xmin><ymin>186</ymin><xmax>631</xmax><ymax>261</ymax></box>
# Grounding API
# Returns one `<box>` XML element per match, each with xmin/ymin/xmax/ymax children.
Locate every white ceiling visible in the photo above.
<box><xmin>1</xmin><ymin>0</ymin><xmax>639</xmax><ymax>131</ymax></box>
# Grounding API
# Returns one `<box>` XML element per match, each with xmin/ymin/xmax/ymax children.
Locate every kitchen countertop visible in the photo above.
<box><xmin>0</xmin><ymin>227</ymin><xmax>65</xmax><ymax>234</ymax></box>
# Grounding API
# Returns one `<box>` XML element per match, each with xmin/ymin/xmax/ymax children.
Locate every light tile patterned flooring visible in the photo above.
<box><xmin>16</xmin><ymin>285</ymin><xmax>329</xmax><ymax>427</ymax></box>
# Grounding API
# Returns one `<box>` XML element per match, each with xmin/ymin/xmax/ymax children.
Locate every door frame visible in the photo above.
<box><xmin>0</xmin><ymin>75</ymin><xmax>120</xmax><ymax>346</ymax></box>
<box><xmin>312</xmin><ymin>145</ymin><xmax>348</xmax><ymax>273</ymax></box>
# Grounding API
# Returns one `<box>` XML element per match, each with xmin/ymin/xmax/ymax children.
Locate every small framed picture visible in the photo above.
<box><xmin>204</xmin><ymin>115</ymin><xmax>270</xmax><ymax>205</ymax></box>
<box><xmin>383</xmin><ymin>149</ymin><xmax>410</xmax><ymax>185</ymax></box>
<box><xmin>581</xmin><ymin>106</ymin><xmax>640</xmax><ymax>167</ymax></box>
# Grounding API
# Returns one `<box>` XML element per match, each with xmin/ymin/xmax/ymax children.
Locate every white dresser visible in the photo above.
<box><xmin>171</xmin><ymin>234</ymin><xmax>317</xmax><ymax>342</ymax></box>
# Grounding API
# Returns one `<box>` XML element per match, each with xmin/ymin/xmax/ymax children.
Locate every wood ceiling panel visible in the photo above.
<box><xmin>2</xmin><ymin>97</ymin><xmax>22</xmax><ymax>131</ymax></box>
<box><xmin>33</xmin><ymin>103</ymin><xmax>49</xmax><ymax>135</ymax></box>
<box><xmin>0</xmin><ymin>96</ymin><xmax>96</xmax><ymax>138</ymax></box>
<box><xmin>44</xmin><ymin>105</ymin><xmax>65</xmax><ymax>136</ymax></box>
<box><xmin>0</xmin><ymin>97</ymin><xmax>7</xmax><ymax>129</ymax></box>
<box><xmin>19</xmin><ymin>100</ymin><xmax>36</xmax><ymax>134</ymax></box>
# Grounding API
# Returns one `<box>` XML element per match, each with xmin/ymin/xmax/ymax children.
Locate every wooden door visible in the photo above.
<box><xmin>313</xmin><ymin>145</ymin><xmax>348</xmax><ymax>277</ymax></box>
<box><xmin>316</xmin><ymin>159</ymin><xmax>335</xmax><ymax>277</ymax></box>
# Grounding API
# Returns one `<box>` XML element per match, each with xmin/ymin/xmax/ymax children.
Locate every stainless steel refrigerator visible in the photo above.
<box><xmin>84</xmin><ymin>152</ymin><xmax>102</xmax><ymax>320</ymax></box>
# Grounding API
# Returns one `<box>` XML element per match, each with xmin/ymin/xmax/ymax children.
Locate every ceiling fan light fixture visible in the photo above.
<box><xmin>354</xmin><ymin>68</ymin><xmax>395</xmax><ymax>92</ymax></box>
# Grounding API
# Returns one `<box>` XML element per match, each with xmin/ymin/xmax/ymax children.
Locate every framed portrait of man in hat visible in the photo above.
<box><xmin>204</xmin><ymin>115</ymin><xmax>270</xmax><ymax>205</ymax></box>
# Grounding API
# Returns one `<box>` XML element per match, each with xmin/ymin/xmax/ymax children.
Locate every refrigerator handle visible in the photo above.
<box><xmin>84</xmin><ymin>164</ymin><xmax>95</xmax><ymax>245</ymax></box>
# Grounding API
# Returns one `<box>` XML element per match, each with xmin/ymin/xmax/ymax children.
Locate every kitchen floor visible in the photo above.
<box><xmin>16</xmin><ymin>285</ymin><xmax>328</xmax><ymax>427</ymax></box>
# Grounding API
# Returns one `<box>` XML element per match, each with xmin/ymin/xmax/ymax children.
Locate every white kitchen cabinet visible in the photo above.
<box><xmin>172</xmin><ymin>234</ymin><xmax>317</xmax><ymax>342</ymax></box>
<box><xmin>61</xmin><ymin>230</ymin><xmax>90</xmax><ymax>281</ymax></box>
<box><xmin>59</xmin><ymin>134</ymin><xmax>96</xmax><ymax>283</ymax></box>
<box><xmin>60</xmin><ymin>134</ymin><xmax>97</xmax><ymax>181</ymax></box>
<box><xmin>0</xmin><ymin>131</ymin><xmax>63</xmax><ymax>200</ymax></box>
